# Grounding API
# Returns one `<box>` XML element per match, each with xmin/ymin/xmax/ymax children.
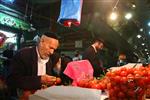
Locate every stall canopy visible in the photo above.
<box><xmin>0</xmin><ymin>4</ymin><xmax>30</xmax><ymax>31</ymax></box>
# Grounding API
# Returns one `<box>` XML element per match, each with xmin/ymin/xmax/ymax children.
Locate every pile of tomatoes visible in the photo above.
<box><xmin>106</xmin><ymin>66</ymin><xmax>150</xmax><ymax>100</ymax></box>
<box><xmin>77</xmin><ymin>77</ymin><xmax>108</xmax><ymax>91</ymax></box>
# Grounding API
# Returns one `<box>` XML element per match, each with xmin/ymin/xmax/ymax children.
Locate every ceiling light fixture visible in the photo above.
<box><xmin>142</xmin><ymin>43</ymin><xmax>145</xmax><ymax>46</ymax></box>
<box><xmin>148</xmin><ymin>22</ymin><xmax>150</xmax><ymax>26</ymax></box>
<box><xmin>125</xmin><ymin>13</ymin><xmax>132</xmax><ymax>20</ymax></box>
<box><xmin>140</xmin><ymin>28</ymin><xmax>143</xmax><ymax>32</ymax></box>
<box><xmin>109</xmin><ymin>0</ymin><xmax>120</xmax><ymax>21</ymax></box>
<box><xmin>132</xmin><ymin>4</ymin><xmax>136</xmax><ymax>8</ymax></box>
<box><xmin>145</xmin><ymin>49</ymin><xmax>148</xmax><ymax>51</ymax></box>
<box><xmin>110</xmin><ymin>12</ymin><xmax>118</xmax><ymax>20</ymax></box>
<box><xmin>137</xmin><ymin>35</ymin><xmax>141</xmax><ymax>38</ymax></box>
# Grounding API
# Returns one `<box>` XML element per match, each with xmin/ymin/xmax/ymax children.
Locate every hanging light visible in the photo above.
<box><xmin>142</xmin><ymin>43</ymin><xmax>145</xmax><ymax>46</ymax></box>
<box><xmin>132</xmin><ymin>4</ymin><xmax>136</xmax><ymax>8</ymax></box>
<box><xmin>148</xmin><ymin>22</ymin><xmax>150</xmax><ymax>27</ymax></box>
<box><xmin>109</xmin><ymin>0</ymin><xmax>120</xmax><ymax>21</ymax></box>
<box><xmin>110</xmin><ymin>12</ymin><xmax>118</xmax><ymax>20</ymax></box>
<box><xmin>137</xmin><ymin>34</ymin><xmax>142</xmax><ymax>38</ymax></box>
<box><xmin>125</xmin><ymin>13</ymin><xmax>132</xmax><ymax>20</ymax></box>
<box><xmin>145</xmin><ymin>49</ymin><xmax>148</xmax><ymax>51</ymax></box>
<box><xmin>140</xmin><ymin>28</ymin><xmax>143</xmax><ymax>32</ymax></box>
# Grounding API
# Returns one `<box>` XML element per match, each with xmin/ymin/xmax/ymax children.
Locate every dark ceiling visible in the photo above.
<box><xmin>1</xmin><ymin>0</ymin><xmax>150</xmax><ymax>59</ymax></box>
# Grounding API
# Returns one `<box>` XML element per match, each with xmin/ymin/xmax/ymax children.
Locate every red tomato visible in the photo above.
<box><xmin>88</xmin><ymin>80</ymin><xmax>98</xmax><ymax>88</ymax></box>
<box><xmin>127</xmin><ymin>90</ymin><xmax>135</xmax><ymax>97</ymax></box>
<box><xmin>106</xmin><ymin>71</ymin><xmax>111</xmax><ymax>77</ymax></box>
<box><xmin>120</xmin><ymin>85</ymin><xmax>128</xmax><ymax>92</ymax></box>
<box><xmin>109</xmin><ymin>89</ymin><xmax>116</xmax><ymax>97</ymax></box>
<box><xmin>56</xmin><ymin>77</ymin><xmax>61</xmax><ymax>84</ymax></box>
<box><xmin>98</xmin><ymin>82</ymin><xmax>106</xmax><ymax>90</ymax></box>
<box><xmin>113</xmin><ymin>86</ymin><xmax>120</xmax><ymax>93</ymax></box>
<box><xmin>137</xmin><ymin>79</ymin><xmax>145</xmax><ymax>87</ymax></box>
<box><xmin>120</xmin><ymin>77</ymin><xmax>128</xmax><ymax>84</ymax></box>
<box><xmin>107</xmin><ymin>82</ymin><xmax>112</xmax><ymax>90</ymax></box>
<box><xmin>128</xmin><ymin>81</ymin><xmax>135</xmax><ymax>89</ymax></box>
<box><xmin>118</xmin><ymin>91</ymin><xmax>125</xmax><ymax>98</ymax></box>
<box><xmin>114</xmin><ymin>70</ymin><xmax>121</xmax><ymax>75</ymax></box>
<box><xmin>91</xmin><ymin>84</ymin><xmax>101</xmax><ymax>89</ymax></box>
<box><xmin>120</xmin><ymin>71</ymin><xmax>128</xmax><ymax>77</ymax></box>
<box><xmin>109</xmin><ymin>97</ymin><xmax>117</xmax><ymax>100</ymax></box>
<box><xmin>77</xmin><ymin>80</ymin><xmax>86</xmax><ymax>87</ymax></box>
<box><xmin>127</xmin><ymin>74</ymin><xmax>134</xmax><ymax>80</ymax></box>
<box><xmin>126</xmin><ymin>68</ymin><xmax>134</xmax><ymax>75</ymax></box>
<box><xmin>114</xmin><ymin>75</ymin><xmax>121</xmax><ymax>83</ymax></box>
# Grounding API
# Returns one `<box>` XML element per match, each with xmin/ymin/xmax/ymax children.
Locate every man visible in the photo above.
<box><xmin>7</xmin><ymin>32</ymin><xmax>59</xmax><ymax>98</ymax></box>
<box><xmin>82</xmin><ymin>38</ymin><xmax>104</xmax><ymax>77</ymax></box>
<box><xmin>117</xmin><ymin>53</ymin><xmax>127</xmax><ymax>66</ymax></box>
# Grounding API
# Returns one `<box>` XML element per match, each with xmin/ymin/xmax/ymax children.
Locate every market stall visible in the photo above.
<box><xmin>0</xmin><ymin>4</ymin><xmax>30</xmax><ymax>49</ymax></box>
<box><xmin>20</xmin><ymin>61</ymin><xmax>150</xmax><ymax>100</ymax></box>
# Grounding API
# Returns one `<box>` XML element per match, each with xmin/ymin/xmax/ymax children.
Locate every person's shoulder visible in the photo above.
<box><xmin>84</xmin><ymin>46</ymin><xmax>94</xmax><ymax>52</ymax></box>
<box><xmin>16</xmin><ymin>46</ymin><xmax>35</xmax><ymax>55</ymax></box>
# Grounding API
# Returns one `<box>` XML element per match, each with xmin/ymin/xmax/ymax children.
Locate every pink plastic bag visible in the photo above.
<box><xmin>63</xmin><ymin>60</ymin><xmax>94</xmax><ymax>86</ymax></box>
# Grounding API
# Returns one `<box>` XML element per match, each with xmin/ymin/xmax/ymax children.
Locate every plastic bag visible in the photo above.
<box><xmin>64</xmin><ymin>60</ymin><xmax>94</xmax><ymax>86</ymax></box>
<box><xmin>57</xmin><ymin>0</ymin><xmax>83</xmax><ymax>27</ymax></box>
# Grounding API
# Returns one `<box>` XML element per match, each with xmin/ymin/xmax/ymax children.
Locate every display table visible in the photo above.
<box><xmin>29</xmin><ymin>87</ymin><xmax>150</xmax><ymax>100</ymax></box>
<box><xmin>29</xmin><ymin>86</ymin><xmax>101</xmax><ymax>100</ymax></box>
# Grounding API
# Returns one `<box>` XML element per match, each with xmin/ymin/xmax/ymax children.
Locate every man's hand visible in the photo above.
<box><xmin>41</xmin><ymin>75</ymin><xmax>56</xmax><ymax>85</ymax></box>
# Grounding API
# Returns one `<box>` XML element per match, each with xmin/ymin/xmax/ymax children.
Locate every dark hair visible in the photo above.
<box><xmin>41</xmin><ymin>32</ymin><xmax>59</xmax><ymax>40</ymax></box>
<box><xmin>92</xmin><ymin>38</ymin><xmax>104</xmax><ymax>44</ymax></box>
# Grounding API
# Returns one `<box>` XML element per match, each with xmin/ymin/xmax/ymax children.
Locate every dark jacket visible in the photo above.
<box><xmin>7</xmin><ymin>46</ymin><xmax>52</xmax><ymax>90</ymax></box>
<box><xmin>82</xmin><ymin>46</ymin><xmax>103</xmax><ymax>77</ymax></box>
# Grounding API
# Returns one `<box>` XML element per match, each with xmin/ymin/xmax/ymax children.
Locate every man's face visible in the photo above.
<box><xmin>96</xmin><ymin>42</ymin><xmax>104</xmax><ymax>50</ymax></box>
<box><xmin>38</xmin><ymin>35</ymin><xmax>59</xmax><ymax>59</ymax></box>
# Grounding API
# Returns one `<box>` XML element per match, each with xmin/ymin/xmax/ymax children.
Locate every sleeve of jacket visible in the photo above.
<box><xmin>82</xmin><ymin>47</ymin><xmax>95</xmax><ymax>64</ymax></box>
<box><xmin>7</xmin><ymin>50</ymin><xmax>42</xmax><ymax>90</ymax></box>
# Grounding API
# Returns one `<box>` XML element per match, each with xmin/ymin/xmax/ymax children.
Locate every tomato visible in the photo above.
<box><xmin>56</xmin><ymin>77</ymin><xmax>61</xmax><ymax>84</ymax></box>
<box><xmin>109</xmin><ymin>97</ymin><xmax>117</xmax><ymax>100</ymax></box>
<box><xmin>120</xmin><ymin>85</ymin><xmax>128</xmax><ymax>92</ymax></box>
<box><xmin>127</xmin><ymin>74</ymin><xmax>134</xmax><ymax>80</ymax></box>
<box><xmin>107</xmin><ymin>82</ymin><xmax>112</xmax><ymax>90</ymax></box>
<box><xmin>77</xmin><ymin>80</ymin><xmax>86</xmax><ymax>87</ymax></box>
<box><xmin>128</xmin><ymin>81</ymin><xmax>135</xmax><ymax>89</ymax></box>
<box><xmin>98</xmin><ymin>82</ymin><xmax>106</xmax><ymax>90</ymax></box>
<box><xmin>120</xmin><ymin>77</ymin><xmax>127</xmax><ymax>84</ymax></box>
<box><xmin>109</xmin><ymin>89</ymin><xmax>116</xmax><ymax>97</ymax></box>
<box><xmin>106</xmin><ymin>71</ymin><xmax>111</xmax><ymax>77</ymax></box>
<box><xmin>118</xmin><ymin>91</ymin><xmax>125</xmax><ymax>98</ymax></box>
<box><xmin>88</xmin><ymin>79</ymin><xmax>98</xmax><ymax>88</ymax></box>
<box><xmin>126</xmin><ymin>68</ymin><xmax>133</xmax><ymax>75</ymax></box>
<box><xmin>114</xmin><ymin>70</ymin><xmax>121</xmax><ymax>75</ymax></box>
<box><xmin>113</xmin><ymin>86</ymin><xmax>120</xmax><ymax>93</ymax></box>
<box><xmin>120</xmin><ymin>71</ymin><xmax>128</xmax><ymax>77</ymax></box>
<box><xmin>127</xmin><ymin>90</ymin><xmax>135</xmax><ymax>97</ymax></box>
<box><xmin>114</xmin><ymin>75</ymin><xmax>121</xmax><ymax>83</ymax></box>
<box><xmin>91</xmin><ymin>84</ymin><xmax>101</xmax><ymax>89</ymax></box>
<box><xmin>137</xmin><ymin>79</ymin><xmax>145</xmax><ymax>88</ymax></box>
